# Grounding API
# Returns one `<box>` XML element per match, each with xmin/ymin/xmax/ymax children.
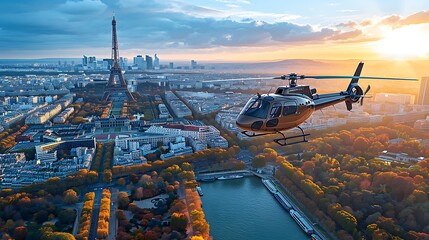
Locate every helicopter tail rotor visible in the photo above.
<box><xmin>360</xmin><ymin>84</ymin><xmax>371</xmax><ymax>106</ymax></box>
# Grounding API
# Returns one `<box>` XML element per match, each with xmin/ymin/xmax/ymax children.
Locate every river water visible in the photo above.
<box><xmin>200</xmin><ymin>176</ymin><xmax>309</xmax><ymax>240</ymax></box>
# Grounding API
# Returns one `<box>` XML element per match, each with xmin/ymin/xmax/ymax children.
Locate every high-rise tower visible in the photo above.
<box><xmin>102</xmin><ymin>16</ymin><xmax>135</xmax><ymax>102</ymax></box>
<box><xmin>418</xmin><ymin>77</ymin><xmax>429</xmax><ymax>105</ymax></box>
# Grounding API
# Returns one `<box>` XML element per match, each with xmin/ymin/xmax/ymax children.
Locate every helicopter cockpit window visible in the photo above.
<box><xmin>243</xmin><ymin>98</ymin><xmax>270</xmax><ymax>119</ymax></box>
<box><xmin>270</xmin><ymin>102</ymin><xmax>282</xmax><ymax>118</ymax></box>
<box><xmin>283</xmin><ymin>101</ymin><xmax>297</xmax><ymax>115</ymax></box>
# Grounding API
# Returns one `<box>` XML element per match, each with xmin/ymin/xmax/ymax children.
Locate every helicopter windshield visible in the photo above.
<box><xmin>242</xmin><ymin>98</ymin><xmax>270</xmax><ymax>119</ymax></box>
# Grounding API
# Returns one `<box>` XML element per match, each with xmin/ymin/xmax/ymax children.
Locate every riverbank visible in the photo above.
<box><xmin>261</xmin><ymin>178</ymin><xmax>324</xmax><ymax>239</ymax></box>
<box><xmin>269</xmin><ymin>177</ymin><xmax>333</xmax><ymax>240</ymax></box>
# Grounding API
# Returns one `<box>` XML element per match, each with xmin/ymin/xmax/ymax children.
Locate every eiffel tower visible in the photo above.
<box><xmin>102</xmin><ymin>16</ymin><xmax>135</xmax><ymax>102</ymax></box>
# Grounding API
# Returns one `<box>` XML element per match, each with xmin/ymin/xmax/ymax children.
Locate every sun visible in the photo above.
<box><xmin>374</xmin><ymin>25</ymin><xmax>429</xmax><ymax>60</ymax></box>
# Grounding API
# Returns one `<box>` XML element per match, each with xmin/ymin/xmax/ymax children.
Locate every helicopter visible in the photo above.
<box><xmin>234</xmin><ymin>62</ymin><xmax>417</xmax><ymax>146</ymax></box>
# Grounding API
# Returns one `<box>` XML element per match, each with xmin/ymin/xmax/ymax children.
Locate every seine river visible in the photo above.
<box><xmin>200</xmin><ymin>176</ymin><xmax>309</xmax><ymax>240</ymax></box>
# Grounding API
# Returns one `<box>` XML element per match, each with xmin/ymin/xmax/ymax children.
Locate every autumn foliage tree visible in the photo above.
<box><xmin>97</xmin><ymin>189</ymin><xmax>111</xmax><ymax>239</ymax></box>
<box><xmin>274</xmin><ymin>123</ymin><xmax>429</xmax><ymax>238</ymax></box>
<box><xmin>63</xmin><ymin>189</ymin><xmax>78</xmax><ymax>205</ymax></box>
<box><xmin>252</xmin><ymin>154</ymin><xmax>266</xmax><ymax>168</ymax></box>
<box><xmin>77</xmin><ymin>192</ymin><xmax>95</xmax><ymax>240</ymax></box>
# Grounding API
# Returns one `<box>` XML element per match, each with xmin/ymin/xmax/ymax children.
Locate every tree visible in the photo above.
<box><xmin>190</xmin><ymin>237</ymin><xmax>205</xmax><ymax>240</ymax></box>
<box><xmin>353</xmin><ymin>136</ymin><xmax>370</xmax><ymax>152</ymax></box>
<box><xmin>252</xmin><ymin>154</ymin><xmax>267</xmax><ymax>168</ymax></box>
<box><xmin>13</xmin><ymin>226</ymin><xmax>28</xmax><ymax>240</ymax></box>
<box><xmin>58</xmin><ymin>209</ymin><xmax>76</xmax><ymax>224</ymax></box>
<box><xmin>171</xmin><ymin>212</ymin><xmax>188</xmax><ymax>231</ymax></box>
<box><xmin>263</xmin><ymin>148</ymin><xmax>278</xmax><ymax>161</ymax></box>
<box><xmin>87</xmin><ymin>171</ymin><xmax>98</xmax><ymax>184</ymax></box>
<box><xmin>50</xmin><ymin>232</ymin><xmax>75</xmax><ymax>240</ymax></box>
<box><xmin>248</xmin><ymin>145</ymin><xmax>258</xmax><ymax>154</ymax></box>
<box><xmin>118</xmin><ymin>178</ymin><xmax>126</xmax><ymax>186</ymax></box>
<box><xmin>115</xmin><ymin>209</ymin><xmax>126</xmax><ymax>221</ymax></box>
<box><xmin>335</xmin><ymin>210</ymin><xmax>358</xmax><ymax>232</ymax></box>
<box><xmin>71</xmin><ymin>116</ymin><xmax>86</xmax><ymax>124</ymax></box>
<box><xmin>63</xmin><ymin>189</ymin><xmax>78</xmax><ymax>205</ymax></box>
<box><xmin>117</xmin><ymin>192</ymin><xmax>130</xmax><ymax>209</ymax></box>
<box><xmin>181</xmin><ymin>162</ymin><xmax>193</xmax><ymax>171</ymax></box>
<box><xmin>102</xmin><ymin>169</ymin><xmax>112</xmax><ymax>183</ymax></box>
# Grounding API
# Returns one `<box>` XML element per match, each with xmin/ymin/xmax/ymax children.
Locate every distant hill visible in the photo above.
<box><xmin>206</xmin><ymin>59</ymin><xmax>429</xmax><ymax>78</ymax></box>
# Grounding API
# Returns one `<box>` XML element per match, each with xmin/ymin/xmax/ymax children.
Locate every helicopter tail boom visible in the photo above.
<box><xmin>346</xmin><ymin>62</ymin><xmax>364</xmax><ymax>93</ymax></box>
<box><xmin>314</xmin><ymin>62</ymin><xmax>365</xmax><ymax>111</ymax></box>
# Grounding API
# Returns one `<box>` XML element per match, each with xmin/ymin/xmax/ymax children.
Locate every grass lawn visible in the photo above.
<box><xmin>114</xmin><ymin>127</ymin><xmax>121</xmax><ymax>132</ymax></box>
<box><xmin>103</xmin><ymin>128</ymin><xmax>110</xmax><ymax>133</ymax></box>
<box><xmin>110</xmin><ymin>110</ymin><xmax>121</xmax><ymax>116</ymax></box>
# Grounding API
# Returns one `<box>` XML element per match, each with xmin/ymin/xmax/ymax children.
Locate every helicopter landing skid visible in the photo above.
<box><xmin>241</xmin><ymin>131</ymin><xmax>276</xmax><ymax>137</ymax></box>
<box><xmin>273</xmin><ymin>127</ymin><xmax>310</xmax><ymax>146</ymax></box>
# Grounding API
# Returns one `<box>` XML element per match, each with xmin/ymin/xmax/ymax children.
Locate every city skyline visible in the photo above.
<box><xmin>0</xmin><ymin>1</ymin><xmax>429</xmax><ymax>61</ymax></box>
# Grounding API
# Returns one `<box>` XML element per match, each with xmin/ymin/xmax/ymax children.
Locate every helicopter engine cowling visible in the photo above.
<box><xmin>349</xmin><ymin>85</ymin><xmax>363</xmax><ymax>103</ymax></box>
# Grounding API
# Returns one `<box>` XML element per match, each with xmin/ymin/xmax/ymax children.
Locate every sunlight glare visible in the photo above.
<box><xmin>374</xmin><ymin>25</ymin><xmax>429</xmax><ymax>60</ymax></box>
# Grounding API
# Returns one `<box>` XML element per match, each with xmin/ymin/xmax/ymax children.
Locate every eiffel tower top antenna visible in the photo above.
<box><xmin>111</xmin><ymin>13</ymin><xmax>119</xmax><ymax>63</ymax></box>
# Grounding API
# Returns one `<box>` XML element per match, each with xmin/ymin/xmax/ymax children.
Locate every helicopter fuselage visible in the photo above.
<box><xmin>236</xmin><ymin>90</ymin><xmax>316</xmax><ymax>133</ymax></box>
<box><xmin>235</xmin><ymin>83</ymin><xmax>358</xmax><ymax>133</ymax></box>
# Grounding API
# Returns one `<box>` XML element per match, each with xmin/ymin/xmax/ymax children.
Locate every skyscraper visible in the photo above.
<box><xmin>146</xmin><ymin>55</ymin><xmax>153</xmax><ymax>70</ymax></box>
<box><xmin>191</xmin><ymin>60</ymin><xmax>197</xmax><ymax>69</ymax></box>
<box><xmin>154</xmin><ymin>54</ymin><xmax>160</xmax><ymax>69</ymax></box>
<box><xmin>418</xmin><ymin>77</ymin><xmax>429</xmax><ymax>105</ymax></box>
<box><xmin>82</xmin><ymin>55</ymin><xmax>88</xmax><ymax>66</ymax></box>
<box><xmin>133</xmin><ymin>55</ymin><xmax>146</xmax><ymax>70</ymax></box>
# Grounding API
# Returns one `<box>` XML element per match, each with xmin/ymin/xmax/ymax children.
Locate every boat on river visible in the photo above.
<box><xmin>218</xmin><ymin>175</ymin><xmax>244</xmax><ymax>180</ymax></box>
<box><xmin>200</xmin><ymin>176</ymin><xmax>217</xmax><ymax>182</ymax></box>
<box><xmin>196</xmin><ymin>186</ymin><xmax>204</xmax><ymax>196</ymax></box>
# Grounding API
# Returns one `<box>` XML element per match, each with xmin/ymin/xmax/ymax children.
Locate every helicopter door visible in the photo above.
<box><xmin>269</xmin><ymin>102</ymin><xmax>282</xmax><ymax>118</ymax></box>
<box><xmin>283</xmin><ymin>101</ymin><xmax>298</xmax><ymax>115</ymax></box>
<box><xmin>267</xmin><ymin>102</ymin><xmax>282</xmax><ymax>127</ymax></box>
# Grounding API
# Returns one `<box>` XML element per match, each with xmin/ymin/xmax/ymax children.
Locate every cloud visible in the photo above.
<box><xmin>58</xmin><ymin>0</ymin><xmax>107</xmax><ymax>15</ymax></box>
<box><xmin>0</xmin><ymin>0</ymin><xmax>428</xmax><ymax>58</ymax></box>
<box><xmin>0</xmin><ymin>0</ymin><xmax>330</xmax><ymax>54</ymax></box>
<box><xmin>375</xmin><ymin>11</ymin><xmax>429</xmax><ymax>27</ymax></box>
<box><xmin>329</xmin><ymin>29</ymin><xmax>362</xmax><ymax>40</ymax></box>
<box><xmin>216</xmin><ymin>0</ymin><xmax>251</xmax><ymax>5</ymax></box>
<box><xmin>398</xmin><ymin>10</ymin><xmax>429</xmax><ymax>26</ymax></box>
<box><xmin>378</xmin><ymin>15</ymin><xmax>401</xmax><ymax>26</ymax></box>
<box><xmin>336</xmin><ymin>21</ymin><xmax>357</xmax><ymax>29</ymax></box>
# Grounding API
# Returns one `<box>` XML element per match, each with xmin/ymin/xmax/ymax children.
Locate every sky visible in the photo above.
<box><xmin>1</xmin><ymin>0</ymin><xmax>429</xmax><ymax>62</ymax></box>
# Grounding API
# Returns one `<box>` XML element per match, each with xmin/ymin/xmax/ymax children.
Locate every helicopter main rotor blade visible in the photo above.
<box><xmin>202</xmin><ymin>77</ymin><xmax>275</xmax><ymax>83</ymax></box>
<box><xmin>303</xmin><ymin>76</ymin><xmax>417</xmax><ymax>81</ymax></box>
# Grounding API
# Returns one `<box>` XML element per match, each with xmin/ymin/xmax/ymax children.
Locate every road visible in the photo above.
<box><xmin>107</xmin><ymin>188</ymin><xmax>119</xmax><ymax>240</ymax></box>
<box><xmin>88</xmin><ymin>187</ymin><xmax>103</xmax><ymax>240</ymax></box>
<box><xmin>72</xmin><ymin>203</ymin><xmax>83</xmax><ymax>237</ymax></box>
